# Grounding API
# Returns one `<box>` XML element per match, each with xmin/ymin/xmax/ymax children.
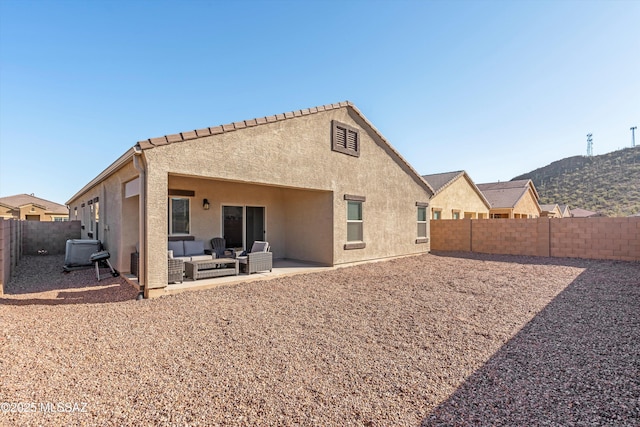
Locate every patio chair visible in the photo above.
<box><xmin>209</xmin><ymin>237</ymin><xmax>235</xmax><ymax>259</ymax></box>
<box><xmin>236</xmin><ymin>241</ymin><xmax>272</xmax><ymax>274</ymax></box>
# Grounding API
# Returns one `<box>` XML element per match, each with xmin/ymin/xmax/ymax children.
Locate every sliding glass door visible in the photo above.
<box><xmin>222</xmin><ymin>205</ymin><xmax>265</xmax><ymax>250</ymax></box>
<box><xmin>246</xmin><ymin>206</ymin><xmax>265</xmax><ymax>250</ymax></box>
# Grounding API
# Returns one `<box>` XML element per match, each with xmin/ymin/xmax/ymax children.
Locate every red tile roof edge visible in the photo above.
<box><xmin>136</xmin><ymin>101</ymin><xmax>355</xmax><ymax>148</ymax></box>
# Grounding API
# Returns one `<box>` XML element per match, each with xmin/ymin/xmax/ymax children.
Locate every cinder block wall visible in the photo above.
<box><xmin>431</xmin><ymin>217</ymin><xmax>640</xmax><ymax>261</ymax></box>
<box><xmin>0</xmin><ymin>219</ymin><xmax>10</xmax><ymax>294</ymax></box>
<box><xmin>472</xmin><ymin>218</ymin><xmax>542</xmax><ymax>256</ymax></box>
<box><xmin>551</xmin><ymin>217</ymin><xmax>640</xmax><ymax>261</ymax></box>
<box><xmin>0</xmin><ymin>219</ymin><xmax>24</xmax><ymax>294</ymax></box>
<box><xmin>430</xmin><ymin>219</ymin><xmax>471</xmax><ymax>252</ymax></box>
<box><xmin>22</xmin><ymin>220</ymin><xmax>81</xmax><ymax>255</ymax></box>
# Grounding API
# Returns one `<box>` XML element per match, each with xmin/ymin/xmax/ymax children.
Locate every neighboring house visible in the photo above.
<box><xmin>477</xmin><ymin>179</ymin><xmax>542</xmax><ymax>218</ymax></box>
<box><xmin>422</xmin><ymin>170</ymin><xmax>490</xmax><ymax>219</ymax></box>
<box><xmin>0</xmin><ymin>194</ymin><xmax>68</xmax><ymax>221</ymax></box>
<box><xmin>67</xmin><ymin>101</ymin><xmax>435</xmax><ymax>298</ymax></box>
<box><xmin>570</xmin><ymin>208</ymin><xmax>606</xmax><ymax>218</ymax></box>
<box><xmin>540</xmin><ymin>203</ymin><xmax>563</xmax><ymax>218</ymax></box>
<box><xmin>558</xmin><ymin>204</ymin><xmax>571</xmax><ymax>218</ymax></box>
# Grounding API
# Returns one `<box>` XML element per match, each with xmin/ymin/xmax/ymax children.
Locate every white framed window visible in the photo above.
<box><xmin>417</xmin><ymin>206</ymin><xmax>427</xmax><ymax>238</ymax></box>
<box><xmin>452</xmin><ymin>210</ymin><xmax>460</xmax><ymax>220</ymax></box>
<box><xmin>89</xmin><ymin>203</ymin><xmax>94</xmax><ymax>232</ymax></box>
<box><xmin>344</xmin><ymin>194</ymin><xmax>366</xmax><ymax>249</ymax></box>
<box><xmin>169</xmin><ymin>197</ymin><xmax>190</xmax><ymax>235</ymax></box>
<box><xmin>432</xmin><ymin>209</ymin><xmax>442</xmax><ymax>220</ymax></box>
<box><xmin>347</xmin><ymin>201</ymin><xmax>363</xmax><ymax>242</ymax></box>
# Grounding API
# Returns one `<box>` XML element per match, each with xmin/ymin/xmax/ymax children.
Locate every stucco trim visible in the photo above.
<box><xmin>344</xmin><ymin>242</ymin><xmax>366</xmax><ymax>250</ymax></box>
<box><xmin>344</xmin><ymin>194</ymin><xmax>366</xmax><ymax>202</ymax></box>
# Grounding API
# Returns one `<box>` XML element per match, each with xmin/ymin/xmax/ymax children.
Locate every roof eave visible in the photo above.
<box><xmin>66</xmin><ymin>147</ymin><xmax>136</xmax><ymax>205</ymax></box>
<box><xmin>135</xmin><ymin>101</ymin><xmax>435</xmax><ymax>197</ymax></box>
<box><xmin>460</xmin><ymin>172</ymin><xmax>492</xmax><ymax>209</ymax></box>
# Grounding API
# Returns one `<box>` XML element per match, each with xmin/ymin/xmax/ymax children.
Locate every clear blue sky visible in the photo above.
<box><xmin>1</xmin><ymin>0</ymin><xmax>638</xmax><ymax>205</ymax></box>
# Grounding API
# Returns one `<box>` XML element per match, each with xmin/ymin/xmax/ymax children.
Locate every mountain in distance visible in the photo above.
<box><xmin>512</xmin><ymin>146</ymin><xmax>640</xmax><ymax>217</ymax></box>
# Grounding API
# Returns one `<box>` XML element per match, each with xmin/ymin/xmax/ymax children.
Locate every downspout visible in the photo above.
<box><xmin>133</xmin><ymin>145</ymin><xmax>147</xmax><ymax>298</ymax></box>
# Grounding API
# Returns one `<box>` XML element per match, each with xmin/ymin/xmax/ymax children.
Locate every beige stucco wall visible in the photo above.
<box><xmin>68</xmin><ymin>106</ymin><xmax>432</xmax><ymax>293</ymax></box>
<box><xmin>513</xmin><ymin>189</ymin><xmax>541</xmax><ymax>218</ymax></box>
<box><xmin>488</xmin><ymin>189</ymin><xmax>541</xmax><ymax>219</ymax></box>
<box><xmin>541</xmin><ymin>206</ymin><xmax>562</xmax><ymax>218</ymax></box>
<box><xmin>138</xmin><ymin>107</ymin><xmax>431</xmax><ymax>290</ymax></box>
<box><xmin>67</xmin><ymin>162</ymin><xmax>139</xmax><ymax>270</ymax></box>
<box><xmin>429</xmin><ymin>177</ymin><xmax>489</xmax><ymax>220</ymax></box>
<box><xmin>165</xmin><ymin>176</ymin><xmax>334</xmax><ymax>265</ymax></box>
<box><xmin>283</xmin><ymin>188</ymin><xmax>333</xmax><ymax>265</ymax></box>
<box><xmin>0</xmin><ymin>205</ymin><xmax>68</xmax><ymax>222</ymax></box>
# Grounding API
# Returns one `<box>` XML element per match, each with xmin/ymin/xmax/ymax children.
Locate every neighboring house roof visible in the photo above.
<box><xmin>422</xmin><ymin>171</ymin><xmax>464</xmax><ymax>193</ymax></box>
<box><xmin>0</xmin><ymin>194</ymin><xmax>68</xmax><ymax>214</ymax></box>
<box><xmin>422</xmin><ymin>170</ymin><xmax>491</xmax><ymax>208</ymax></box>
<box><xmin>68</xmin><ymin>101</ymin><xmax>435</xmax><ymax>203</ymax></box>
<box><xmin>558</xmin><ymin>204</ymin><xmax>571</xmax><ymax>217</ymax></box>
<box><xmin>539</xmin><ymin>204</ymin><xmax>559</xmax><ymax>211</ymax></box>
<box><xmin>477</xmin><ymin>179</ymin><xmax>539</xmax><ymax>209</ymax></box>
<box><xmin>571</xmin><ymin>208</ymin><xmax>605</xmax><ymax>217</ymax></box>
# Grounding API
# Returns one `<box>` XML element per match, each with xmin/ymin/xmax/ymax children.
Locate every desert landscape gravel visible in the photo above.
<box><xmin>1</xmin><ymin>252</ymin><xmax>638</xmax><ymax>426</ymax></box>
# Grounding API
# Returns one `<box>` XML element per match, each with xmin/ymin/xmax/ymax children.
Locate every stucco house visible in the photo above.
<box><xmin>0</xmin><ymin>194</ymin><xmax>69</xmax><ymax>221</ymax></box>
<box><xmin>421</xmin><ymin>171</ymin><xmax>490</xmax><ymax>219</ymax></box>
<box><xmin>66</xmin><ymin>101</ymin><xmax>434</xmax><ymax>298</ymax></box>
<box><xmin>558</xmin><ymin>204</ymin><xmax>571</xmax><ymax>218</ymax></box>
<box><xmin>540</xmin><ymin>203</ymin><xmax>563</xmax><ymax>218</ymax></box>
<box><xmin>477</xmin><ymin>179</ymin><xmax>542</xmax><ymax>218</ymax></box>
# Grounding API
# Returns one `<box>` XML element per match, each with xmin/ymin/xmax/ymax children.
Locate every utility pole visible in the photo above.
<box><xmin>632</xmin><ymin>126</ymin><xmax>637</xmax><ymax>147</ymax></box>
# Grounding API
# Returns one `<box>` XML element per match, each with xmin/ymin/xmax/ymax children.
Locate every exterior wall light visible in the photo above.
<box><xmin>203</xmin><ymin>199</ymin><xmax>210</xmax><ymax>210</ymax></box>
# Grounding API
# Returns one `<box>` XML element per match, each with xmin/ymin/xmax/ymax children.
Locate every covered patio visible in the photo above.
<box><xmin>124</xmin><ymin>258</ymin><xmax>333</xmax><ymax>296</ymax></box>
<box><xmin>166</xmin><ymin>174</ymin><xmax>334</xmax><ymax>265</ymax></box>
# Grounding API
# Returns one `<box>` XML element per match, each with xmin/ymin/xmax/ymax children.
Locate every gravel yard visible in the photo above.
<box><xmin>1</xmin><ymin>253</ymin><xmax>638</xmax><ymax>426</ymax></box>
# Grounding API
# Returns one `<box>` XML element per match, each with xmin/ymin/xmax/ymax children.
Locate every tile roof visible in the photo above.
<box><xmin>421</xmin><ymin>171</ymin><xmax>464</xmax><ymax>194</ymax></box>
<box><xmin>477</xmin><ymin>187</ymin><xmax>529</xmax><ymax>209</ymax></box>
<box><xmin>570</xmin><ymin>208</ymin><xmax>605</xmax><ymax>217</ymax></box>
<box><xmin>476</xmin><ymin>179</ymin><xmax>532</xmax><ymax>191</ymax></box>
<box><xmin>422</xmin><ymin>170</ymin><xmax>492</xmax><ymax>209</ymax></box>
<box><xmin>0</xmin><ymin>194</ymin><xmax>68</xmax><ymax>213</ymax></box>
<box><xmin>68</xmin><ymin>101</ymin><xmax>434</xmax><ymax>204</ymax></box>
<box><xmin>138</xmin><ymin>101</ymin><xmax>355</xmax><ymax>150</ymax></box>
<box><xmin>137</xmin><ymin>101</ymin><xmax>434</xmax><ymax>195</ymax></box>
<box><xmin>477</xmin><ymin>179</ymin><xmax>539</xmax><ymax>209</ymax></box>
<box><xmin>539</xmin><ymin>204</ymin><xmax>559</xmax><ymax>211</ymax></box>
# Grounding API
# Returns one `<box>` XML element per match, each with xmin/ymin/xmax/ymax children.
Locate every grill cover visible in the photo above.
<box><xmin>64</xmin><ymin>239</ymin><xmax>102</xmax><ymax>267</ymax></box>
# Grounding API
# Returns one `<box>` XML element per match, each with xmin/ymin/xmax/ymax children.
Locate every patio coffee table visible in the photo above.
<box><xmin>185</xmin><ymin>258</ymin><xmax>238</xmax><ymax>280</ymax></box>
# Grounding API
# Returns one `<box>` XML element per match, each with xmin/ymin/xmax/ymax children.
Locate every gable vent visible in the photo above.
<box><xmin>332</xmin><ymin>120</ymin><xmax>360</xmax><ymax>157</ymax></box>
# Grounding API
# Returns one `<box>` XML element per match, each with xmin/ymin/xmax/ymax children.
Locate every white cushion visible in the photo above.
<box><xmin>190</xmin><ymin>254</ymin><xmax>213</xmax><ymax>262</ymax></box>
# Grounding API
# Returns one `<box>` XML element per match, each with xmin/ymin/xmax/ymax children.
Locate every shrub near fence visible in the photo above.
<box><xmin>431</xmin><ymin>217</ymin><xmax>639</xmax><ymax>262</ymax></box>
